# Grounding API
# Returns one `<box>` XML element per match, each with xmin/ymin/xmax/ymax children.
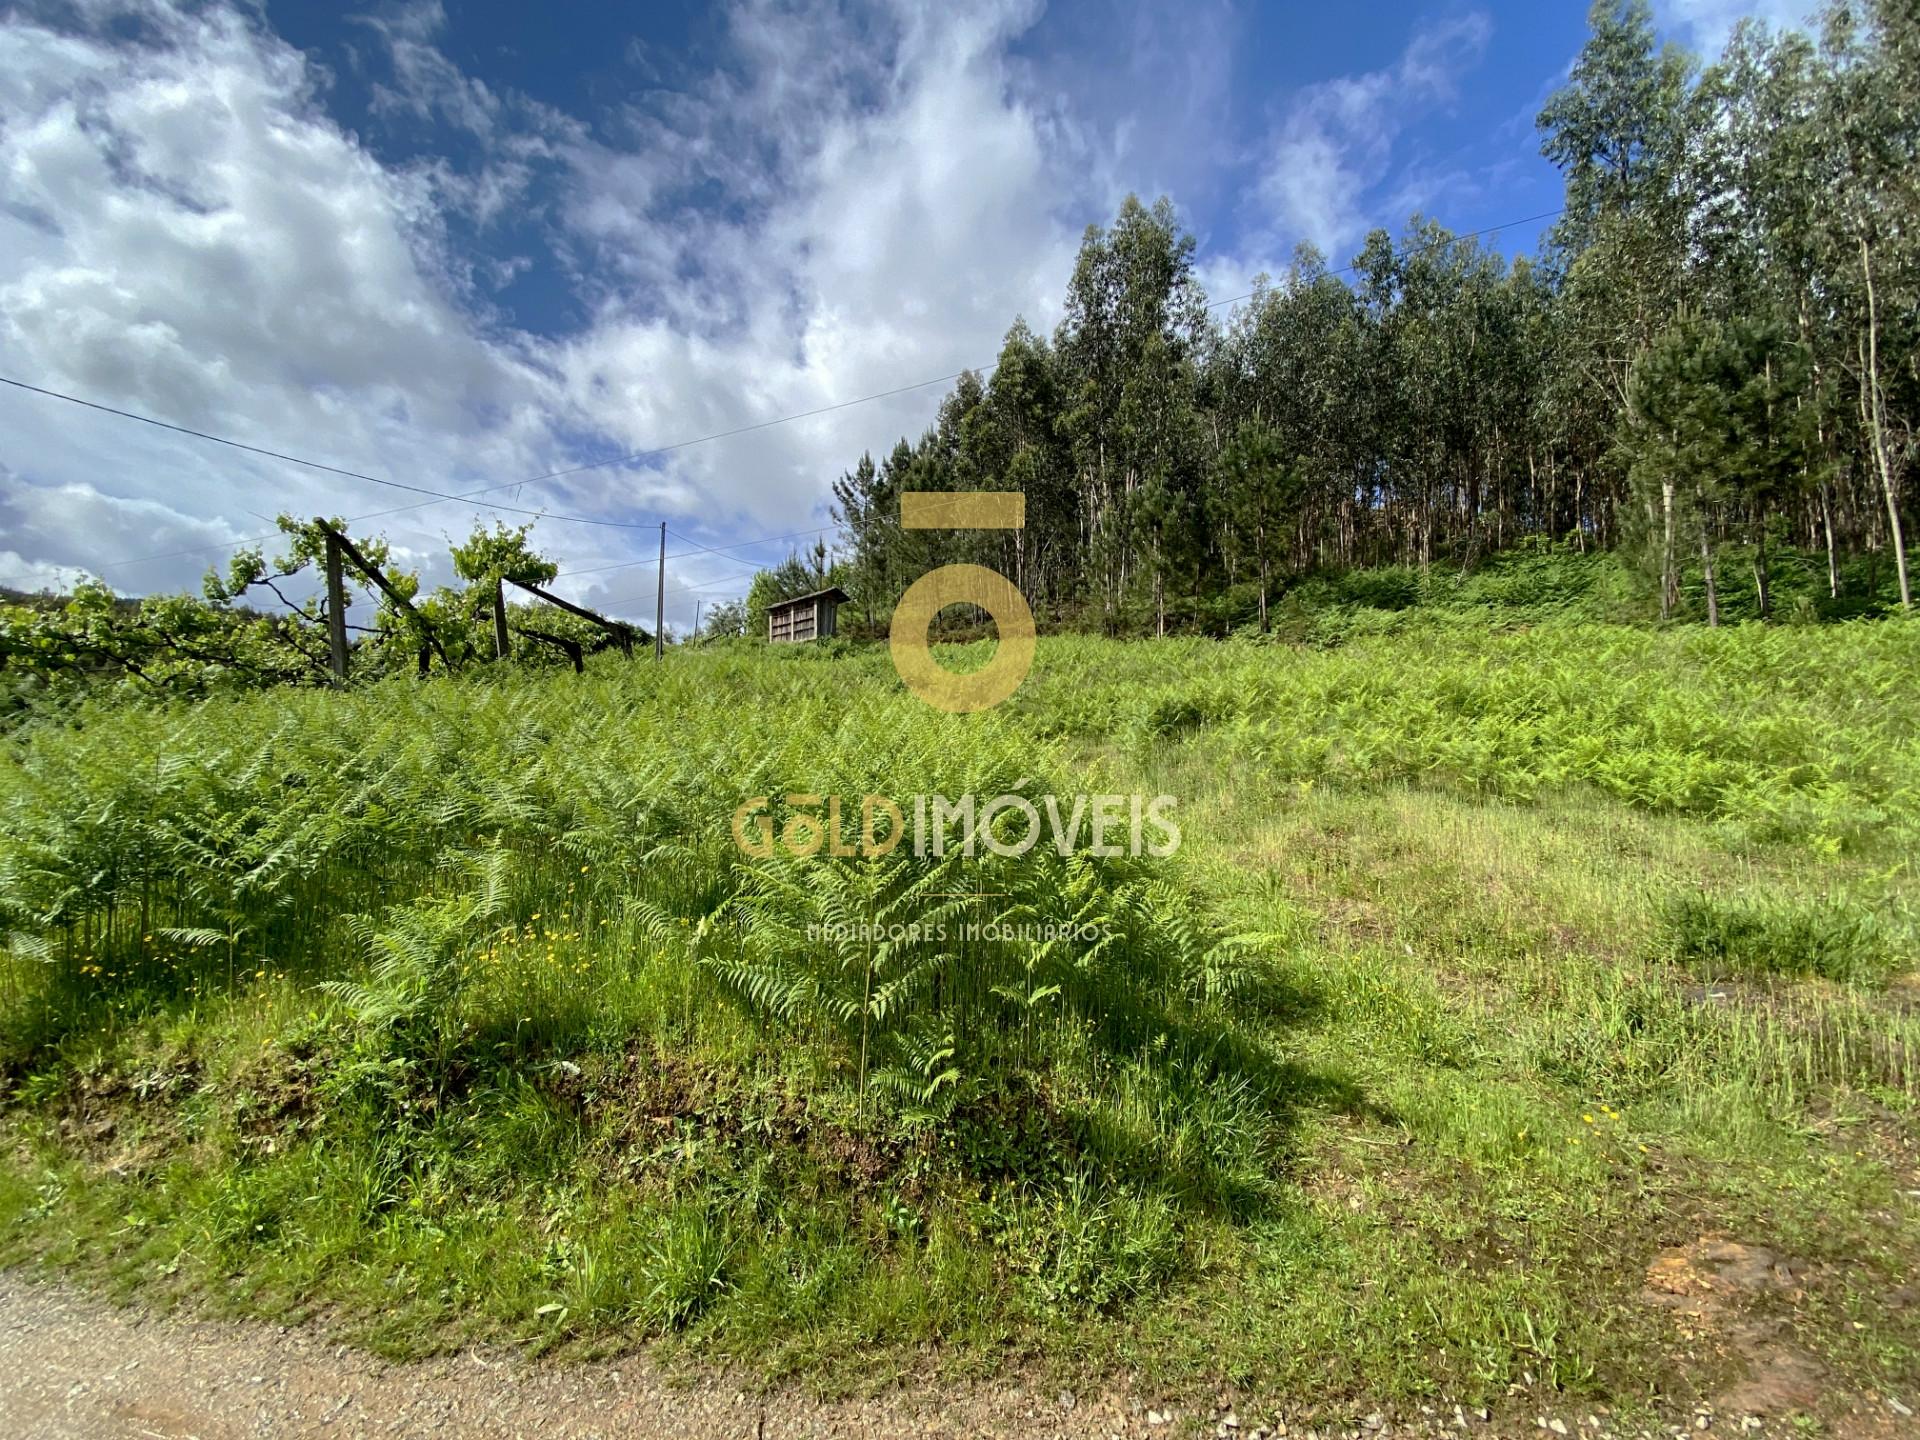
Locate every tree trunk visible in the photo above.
<box><xmin>1153</xmin><ymin>537</ymin><xmax>1164</xmax><ymax>638</ymax></box>
<box><xmin>1820</xmin><ymin>483</ymin><xmax>1840</xmax><ymax>599</ymax></box>
<box><xmin>1860</xmin><ymin>238</ymin><xmax>1912</xmax><ymax>610</ymax></box>
<box><xmin>1258</xmin><ymin>543</ymin><xmax>1270</xmax><ymax>634</ymax></box>
<box><xmin>1751</xmin><ymin>511</ymin><xmax>1770</xmax><ymax>620</ymax></box>
<box><xmin>1700</xmin><ymin>521</ymin><xmax>1719</xmax><ymax>628</ymax></box>
<box><xmin>1574</xmin><ymin>463</ymin><xmax>1586</xmax><ymax>552</ymax></box>
<box><xmin>1660</xmin><ymin>479</ymin><xmax>1678</xmax><ymax>622</ymax></box>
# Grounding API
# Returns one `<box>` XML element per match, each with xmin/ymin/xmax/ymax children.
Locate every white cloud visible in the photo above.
<box><xmin>0</xmin><ymin>3</ymin><xmax>577</xmax><ymax>612</ymax></box>
<box><xmin>0</xmin><ymin>464</ymin><xmax>238</xmax><ymax>594</ymax></box>
<box><xmin>0</xmin><ymin>0</ymin><xmax>1102</xmax><ymax>633</ymax></box>
<box><xmin>541</xmin><ymin>0</ymin><xmax>1085</xmax><ymax>550</ymax></box>
<box><xmin>1655</xmin><ymin>0</ymin><xmax>1815</xmax><ymax>57</ymax></box>
<box><xmin>1246</xmin><ymin>13</ymin><xmax>1492</xmax><ymax>263</ymax></box>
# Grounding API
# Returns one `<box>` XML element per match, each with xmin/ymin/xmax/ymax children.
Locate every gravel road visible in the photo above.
<box><xmin>1</xmin><ymin>1273</ymin><xmax>1910</xmax><ymax>1440</ymax></box>
<box><xmin>0</xmin><ymin>1274</ymin><xmax>1108</xmax><ymax>1439</ymax></box>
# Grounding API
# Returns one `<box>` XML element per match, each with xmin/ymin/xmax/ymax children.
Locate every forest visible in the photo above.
<box><xmin>5</xmin><ymin>0</ymin><xmax>1914</xmax><ymax>696</ymax></box>
<box><xmin>808</xmin><ymin>0</ymin><xmax>1919</xmax><ymax>637</ymax></box>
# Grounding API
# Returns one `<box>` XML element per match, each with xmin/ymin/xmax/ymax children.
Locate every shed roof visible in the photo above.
<box><xmin>767</xmin><ymin>586</ymin><xmax>850</xmax><ymax>610</ymax></box>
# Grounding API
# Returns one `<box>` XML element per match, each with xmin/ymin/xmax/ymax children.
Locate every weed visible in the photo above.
<box><xmin>1658</xmin><ymin>891</ymin><xmax>1902</xmax><ymax>983</ymax></box>
<box><xmin>0</xmin><ymin>627</ymin><xmax>1915</xmax><ymax>1409</ymax></box>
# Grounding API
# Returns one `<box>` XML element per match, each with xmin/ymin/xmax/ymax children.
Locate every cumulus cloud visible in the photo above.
<box><xmin>1247</xmin><ymin>12</ymin><xmax>1492</xmax><ymax>262</ymax></box>
<box><xmin>0</xmin><ymin>4</ymin><xmax>574</xmax><ymax>605</ymax></box>
<box><xmin>0</xmin><ymin>0</ymin><xmax>1101</xmax><ymax>631</ymax></box>
<box><xmin>541</xmin><ymin>0</ymin><xmax>1085</xmax><ymax>545</ymax></box>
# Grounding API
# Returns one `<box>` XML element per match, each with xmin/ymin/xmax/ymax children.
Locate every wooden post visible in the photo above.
<box><xmin>491</xmin><ymin>578</ymin><xmax>510</xmax><ymax>659</ymax></box>
<box><xmin>313</xmin><ymin>518</ymin><xmax>453</xmax><ymax>673</ymax></box>
<box><xmin>509</xmin><ymin>622</ymin><xmax>584</xmax><ymax>674</ymax></box>
<box><xmin>506</xmin><ymin>579</ymin><xmax>637</xmax><ymax>657</ymax></box>
<box><xmin>323</xmin><ymin>530</ymin><xmax>349</xmax><ymax>687</ymax></box>
<box><xmin>654</xmin><ymin>521</ymin><xmax>666</xmax><ymax>660</ymax></box>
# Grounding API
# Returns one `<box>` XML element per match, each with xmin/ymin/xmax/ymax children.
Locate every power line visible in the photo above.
<box><xmin>558</xmin><ymin>524</ymin><xmax>844</xmax><ymax>580</ymax></box>
<box><xmin>1</xmin><ymin>201</ymin><xmax>1566</xmax><ymax>591</ymax></box>
<box><xmin>661</xmin><ymin>524</ymin><xmax>841</xmax><ymax>563</ymax></box>
<box><xmin>0</xmin><ymin>375</ymin><xmax>666</xmax><ymax>532</ymax></box>
<box><xmin>0</xmin><ymin>362</ymin><xmax>953</xmax><ymax>575</ymax></box>
<box><xmin>569</xmin><ymin>528</ymin><xmax>840</xmax><ymax>617</ymax></box>
<box><xmin>596</xmin><ymin>569</ymin><xmax>760</xmax><ymax>613</ymax></box>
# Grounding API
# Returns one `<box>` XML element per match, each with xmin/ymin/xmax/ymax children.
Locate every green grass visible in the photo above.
<box><xmin>0</xmin><ymin>619</ymin><xmax>1916</xmax><ymax>1419</ymax></box>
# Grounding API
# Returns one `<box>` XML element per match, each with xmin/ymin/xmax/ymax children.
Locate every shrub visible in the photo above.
<box><xmin>1330</xmin><ymin>566</ymin><xmax>1423</xmax><ymax>611</ymax></box>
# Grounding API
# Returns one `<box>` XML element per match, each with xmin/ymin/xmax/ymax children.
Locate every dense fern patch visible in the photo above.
<box><xmin>0</xmin><ymin>627</ymin><xmax>1915</xmax><ymax>1409</ymax></box>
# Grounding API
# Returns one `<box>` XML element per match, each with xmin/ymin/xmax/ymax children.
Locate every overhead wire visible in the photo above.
<box><xmin>0</xmin><ymin>202</ymin><xmax>1567</xmax><ymax>593</ymax></box>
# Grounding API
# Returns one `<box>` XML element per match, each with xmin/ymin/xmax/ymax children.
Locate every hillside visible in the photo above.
<box><xmin>0</xmin><ymin>620</ymin><xmax>1915</xmax><ymax>1429</ymax></box>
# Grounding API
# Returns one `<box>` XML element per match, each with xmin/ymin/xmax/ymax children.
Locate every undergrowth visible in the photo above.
<box><xmin>0</xmin><ymin>621</ymin><xmax>1914</xmax><ymax>1415</ymax></box>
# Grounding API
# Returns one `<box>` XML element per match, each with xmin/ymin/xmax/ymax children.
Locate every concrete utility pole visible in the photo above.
<box><xmin>654</xmin><ymin>521</ymin><xmax>666</xmax><ymax>660</ymax></box>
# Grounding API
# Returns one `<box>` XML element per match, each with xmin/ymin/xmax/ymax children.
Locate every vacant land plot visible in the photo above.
<box><xmin>1</xmin><ymin>622</ymin><xmax>1915</xmax><ymax>1431</ymax></box>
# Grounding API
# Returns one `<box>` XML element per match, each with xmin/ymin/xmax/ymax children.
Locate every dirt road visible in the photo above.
<box><xmin>0</xmin><ymin>1275</ymin><xmax>1105</xmax><ymax>1439</ymax></box>
<box><xmin>1</xmin><ymin>1273</ymin><xmax>1910</xmax><ymax>1439</ymax></box>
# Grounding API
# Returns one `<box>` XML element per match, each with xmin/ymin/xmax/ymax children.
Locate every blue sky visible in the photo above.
<box><xmin>267</xmin><ymin>0</ymin><xmax>1588</xmax><ymax>336</ymax></box>
<box><xmin>0</xmin><ymin>0</ymin><xmax>1808</xmax><ymax>630</ymax></box>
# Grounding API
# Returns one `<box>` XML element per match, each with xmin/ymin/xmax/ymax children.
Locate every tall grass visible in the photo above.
<box><xmin>0</xmin><ymin>654</ymin><xmax>1237</xmax><ymax>1103</ymax></box>
<box><xmin>1019</xmin><ymin>619</ymin><xmax>1920</xmax><ymax>854</ymax></box>
<box><xmin>0</xmin><ymin>624</ymin><xmax>1914</xmax><ymax>1402</ymax></box>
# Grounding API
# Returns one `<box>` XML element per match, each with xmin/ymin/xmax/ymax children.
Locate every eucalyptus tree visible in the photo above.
<box><xmin>1816</xmin><ymin>0</ymin><xmax>1918</xmax><ymax>608</ymax></box>
<box><xmin>1218</xmin><ymin>421</ymin><xmax>1305</xmax><ymax>631</ymax></box>
<box><xmin>1349</xmin><ymin>229</ymin><xmax>1414</xmax><ymax>564</ymax></box>
<box><xmin>1538</xmin><ymin>0</ymin><xmax>1696</xmax><ymax>458</ymax></box>
<box><xmin>1216</xmin><ymin>247</ymin><xmax>1368</xmax><ymax>568</ymax></box>
<box><xmin>961</xmin><ymin>320</ymin><xmax>1075</xmax><ymax>612</ymax></box>
<box><xmin>1055</xmin><ymin>195</ymin><xmax>1208</xmax><ymax>628</ymax></box>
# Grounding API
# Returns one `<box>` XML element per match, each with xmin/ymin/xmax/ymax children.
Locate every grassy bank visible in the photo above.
<box><xmin>0</xmin><ymin>621</ymin><xmax>1916</xmax><ymax>1420</ymax></box>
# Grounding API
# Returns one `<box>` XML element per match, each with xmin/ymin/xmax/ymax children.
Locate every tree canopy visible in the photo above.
<box><xmin>825</xmin><ymin>0</ymin><xmax>1917</xmax><ymax>632</ymax></box>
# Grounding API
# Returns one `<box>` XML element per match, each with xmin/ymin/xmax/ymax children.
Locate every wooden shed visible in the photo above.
<box><xmin>767</xmin><ymin>586</ymin><xmax>849</xmax><ymax>643</ymax></box>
